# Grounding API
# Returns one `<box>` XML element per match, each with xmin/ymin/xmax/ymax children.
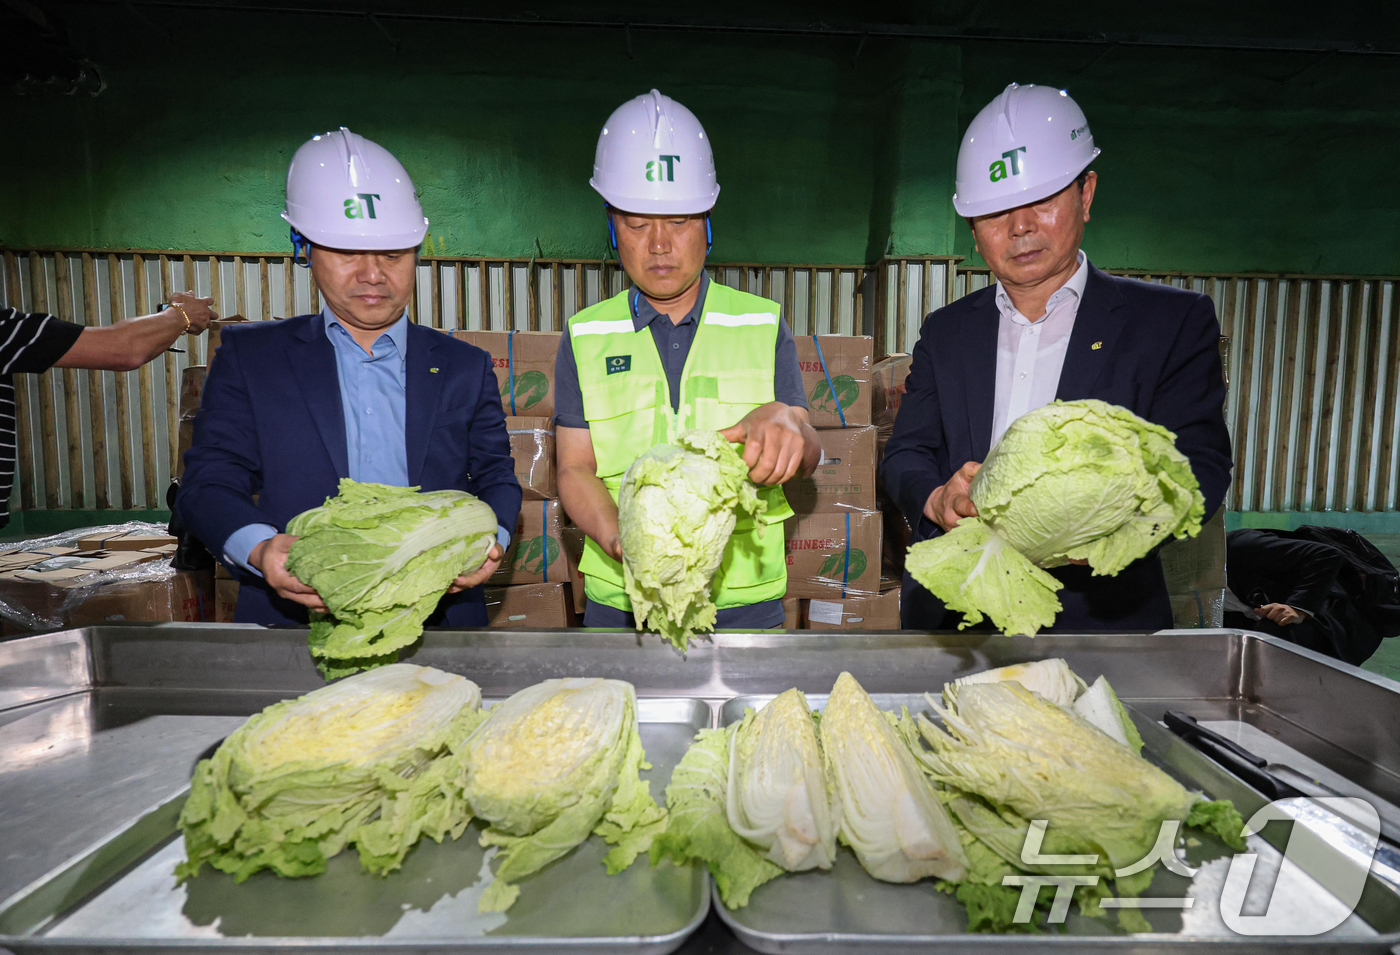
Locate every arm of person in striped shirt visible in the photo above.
<box><xmin>49</xmin><ymin>291</ymin><xmax>216</xmax><ymax>372</ymax></box>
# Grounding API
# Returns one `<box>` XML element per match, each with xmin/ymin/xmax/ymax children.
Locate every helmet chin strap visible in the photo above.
<box><xmin>290</xmin><ymin>228</ymin><xmax>312</xmax><ymax>268</ymax></box>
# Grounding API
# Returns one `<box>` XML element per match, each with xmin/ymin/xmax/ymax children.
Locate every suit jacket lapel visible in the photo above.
<box><xmin>963</xmin><ymin>296</ymin><xmax>999</xmax><ymax>462</ymax></box>
<box><xmin>287</xmin><ymin>316</ymin><xmax>349</xmax><ymax>479</ymax></box>
<box><xmin>1056</xmin><ymin>263</ymin><xmax>1125</xmax><ymax>400</ymax></box>
<box><xmin>405</xmin><ymin>324</ymin><xmax>443</xmax><ymax>484</ymax></box>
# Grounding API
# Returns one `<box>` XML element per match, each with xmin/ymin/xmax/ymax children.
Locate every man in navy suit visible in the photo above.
<box><xmin>178</xmin><ymin>128</ymin><xmax>521</xmax><ymax>627</ymax></box>
<box><xmin>883</xmin><ymin>83</ymin><xmax>1232</xmax><ymax>632</ymax></box>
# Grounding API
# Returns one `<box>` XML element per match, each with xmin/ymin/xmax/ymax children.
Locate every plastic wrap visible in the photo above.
<box><xmin>506</xmin><ymin>416</ymin><xmax>556</xmax><ymax>500</ymax></box>
<box><xmin>0</xmin><ymin>522</ymin><xmax>182</xmax><ymax>631</ymax></box>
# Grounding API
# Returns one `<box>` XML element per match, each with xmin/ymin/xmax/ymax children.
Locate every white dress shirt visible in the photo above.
<box><xmin>990</xmin><ymin>250</ymin><xmax>1089</xmax><ymax>448</ymax></box>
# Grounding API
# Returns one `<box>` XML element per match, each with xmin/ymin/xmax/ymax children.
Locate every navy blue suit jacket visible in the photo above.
<box><xmin>882</xmin><ymin>263</ymin><xmax>1232</xmax><ymax>632</ymax></box>
<box><xmin>177</xmin><ymin>314</ymin><xmax>522</xmax><ymax>627</ymax></box>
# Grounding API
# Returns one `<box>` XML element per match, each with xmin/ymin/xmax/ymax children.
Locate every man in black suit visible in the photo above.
<box><xmin>883</xmin><ymin>82</ymin><xmax>1233</xmax><ymax>631</ymax></box>
<box><xmin>1224</xmin><ymin>529</ymin><xmax>1381</xmax><ymax>665</ymax></box>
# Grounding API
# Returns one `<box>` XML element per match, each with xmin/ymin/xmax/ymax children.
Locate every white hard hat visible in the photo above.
<box><xmin>282</xmin><ymin>127</ymin><xmax>429</xmax><ymax>251</ymax></box>
<box><xmin>589</xmin><ymin>89</ymin><xmax>720</xmax><ymax>215</ymax></box>
<box><xmin>952</xmin><ymin>83</ymin><xmax>1101</xmax><ymax>218</ymax></box>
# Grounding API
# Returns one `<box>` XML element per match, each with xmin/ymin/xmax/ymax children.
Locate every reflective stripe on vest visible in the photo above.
<box><xmin>569</xmin><ymin>282</ymin><xmax>792</xmax><ymax>612</ymax></box>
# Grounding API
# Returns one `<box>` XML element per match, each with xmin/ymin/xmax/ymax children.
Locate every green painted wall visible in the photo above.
<box><xmin>2</xmin><ymin>11</ymin><xmax>1397</xmax><ymax>274</ymax></box>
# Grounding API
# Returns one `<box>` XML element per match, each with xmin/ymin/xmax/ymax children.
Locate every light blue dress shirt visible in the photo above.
<box><xmin>224</xmin><ymin>308</ymin><xmax>508</xmax><ymax>576</ymax></box>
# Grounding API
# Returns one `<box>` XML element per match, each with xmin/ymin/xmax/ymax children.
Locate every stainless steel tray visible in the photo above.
<box><xmin>3</xmin><ymin>624</ymin><xmax>1400</xmax><ymax>953</ymax></box>
<box><xmin>713</xmin><ymin>692</ymin><xmax>1400</xmax><ymax>952</ymax></box>
<box><xmin>0</xmin><ymin>693</ymin><xmax>711</xmax><ymax>955</ymax></box>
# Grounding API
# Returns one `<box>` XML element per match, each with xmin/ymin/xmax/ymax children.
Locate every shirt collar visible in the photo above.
<box><xmin>322</xmin><ymin>305</ymin><xmax>410</xmax><ymax>357</ymax></box>
<box><xmin>629</xmin><ymin>271</ymin><xmax>709</xmax><ymax>331</ymax></box>
<box><xmin>994</xmin><ymin>249</ymin><xmax>1088</xmax><ymax>324</ymax></box>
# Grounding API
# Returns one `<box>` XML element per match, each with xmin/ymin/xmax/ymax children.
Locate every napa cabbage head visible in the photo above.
<box><xmin>821</xmin><ymin>672</ymin><xmax>967</xmax><ymax>883</ymax></box>
<box><xmin>651</xmin><ymin>688</ymin><xmax>836</xmax><ymax>910</ymax></box>
<box><xmin>617</xmin><ymin>429</ymin><xmax>766</xmax><ymax>651</ymax></box>
<box><xmin>462</xmin><ymin>678</ymin><xmax>667</xmax><ymax>913</ymax></box>
<box><xmin>727</xmin><ymin>688</ymin><xmax>839</xmax><ymax>872</ymax></box>
<box><xmin>285</xmin><ymin>480</ymin><xmax>500</xmax><ymax>676</ymax></box>
<box><xmin>913</xmin><ymin>679</ymin><xmax>1198</xmax><ymax>870</ymax></box>
<box><xmin>176</xmin><ymin>664</ymin><xmax>485</xmax><ymax>883</ymax></box>
<box><xmin>906</xmin><ymin>400</ymin><xmax>1204</xmax><ymax>635</ymax></box>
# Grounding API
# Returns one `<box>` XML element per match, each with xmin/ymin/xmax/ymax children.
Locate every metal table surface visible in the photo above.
<box><xmin>3</xmin><ymin>624</ymin><xmax>1400</xmax><ymax>953</ymax></box>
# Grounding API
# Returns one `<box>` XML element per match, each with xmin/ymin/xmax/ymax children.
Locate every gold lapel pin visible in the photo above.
<box><xmin>429</xmin><ymin>367</ymin><xmax>440</xmax><ymax>373</ymax></box>
<box><xmin>1091</xmin><ymin>341</ymin><xmax>1103</xmax><ymax>350</ymax></box>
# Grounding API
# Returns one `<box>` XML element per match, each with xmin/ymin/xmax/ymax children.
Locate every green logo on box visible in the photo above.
<box><xmin>606</xmin><ymin>355</ymin><xmax>631</xmax><ymax>375</ymax></box>
<box><xmin>819</xmin><ymin>548</ymin><xmax>867</xmax><ymax>580</ymax></box>
<box><xmin>809</xmin><ymin>374</ymin><xmax>860</xmax><ymax>415</ymax></box>
<box><xmin>500</xmin><ymin>370</ymin><xmax>550</xmax><ymax>410</ymax></box>
<box><xmin>513</xmin><ymin>535</ymin><xmax>561</xmax><ymax>575</ymax></box>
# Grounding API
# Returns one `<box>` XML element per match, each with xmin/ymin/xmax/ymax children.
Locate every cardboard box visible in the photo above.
<box><xmin>0</xmin><ymin>558</ymin><xmax>212</xmax><ymax>633</ymax></box>
<box><xmin>561</xmin><ymin>525</ymin><xmax>587</xmax><ymax>615</ymax></box>
<box><xmin>785</xmin><ymin>426</ymin><xmax>877</xmax><ymax>516</ymax></box>
<box><xmin>783</xmin><ymin>509</ymin><xmax>883</xmax><ymax>599</ymax></box>
<box><xmin>803</xmin><ymin>580</ymin><xmax>901</xmax><ymax>630</ymax></box>
<box><xmin>179</xmin><ymin>365</ymin><xmax>207</xmax><ymax>419</ymax></box>
<box><xmin>1162</xmin><ymin>506</ymin><xmax>1227</xmax><ymax>628</ymax></box>
<box><xmin>176</xmin><ymin>418</ymin><xmax>195</xmax><ymax>479</ymax></box>
<box><xmin>207</xmin><ymin>316</ymin><xmax>250</xmax><ymax>358</ymax></box>
<box><xmin>794</xmin><ymin>336</ymin><xmax>872</xmax><ymax>428</ymax></box>
<box><xmin>215</xmin><ymin>577</ymin><xmax>240</xmax><ymax>622</ymax></box>
<box><xmin>493</xmin><ymin>498</ymin><xmax>568</xmax><ymax>586</ymax></box>
<box><xmin>484</xmin><ymin>582</ymin><xmax>573</xmax><ymax>629</ymax></box>
<box><xmin>73</xmin><ymin>530</ymin><xmax>176</xmax><ymax>552</ymax></box>
<box><xmin>66</xmin><ymin>569</ymin><xmax>213</xmax><ymax>627</ymax></box>
<box><xmin>782</xmin><ymin>595</ymin><xmax>801</xmax><ymax>629</ymax></box>
<box><xmin>507</xmin><ymin>416</ymin><xmax>556</xmax><ymax>500</ymax></box>
<box><xmin>871</xmin><ymin>354</ymin><xmax>912</xmax><ymax>435</ymax></box>
<box><xmin>453</xmin><ymin>330</ymin><xmax>561</xmax><ymax>418</ymax></box>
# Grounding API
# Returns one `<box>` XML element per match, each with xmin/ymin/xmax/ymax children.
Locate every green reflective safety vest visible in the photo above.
<box><xmin>569</xmin><ymin>281</ymin><xmax>793</xmax><ymax>612</ymax></box>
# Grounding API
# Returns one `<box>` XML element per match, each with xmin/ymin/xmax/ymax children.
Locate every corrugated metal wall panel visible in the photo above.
<box><xmin>2</xmin><ymin>246</ymin><xmax>1396</xmax><ymax>515</ymax></box>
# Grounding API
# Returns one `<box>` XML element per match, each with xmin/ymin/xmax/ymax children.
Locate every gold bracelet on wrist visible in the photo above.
<box><xmin>169</xmin><ymin>302</ymin><xmax>192</xmax><ymax>333</ymax></box>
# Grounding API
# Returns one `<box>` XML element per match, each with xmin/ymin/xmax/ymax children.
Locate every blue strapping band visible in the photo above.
<box><xmin>841</xmin><ymin>511</ymin><xmax>851</xmax><ymax>597</ymax></box>
<box><xmin>813</xmin><ymin>335</ymin><xmax>846</xmax><ymax>427</ymax></box>
<box><xmin>542</xmin><ymin>499</ymin><xmax>549</xmax><ymax>582</ymax></box>
<box><xmin>507</xmin><ymin>329</ymin><xmax>517</xmax><ymax>415</ymax></box>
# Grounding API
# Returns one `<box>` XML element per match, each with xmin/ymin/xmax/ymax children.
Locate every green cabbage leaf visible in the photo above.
<box><xmin>286</xmin><ymin>479</ymin><xmax>499</xmax><ymax>675</ymax></box>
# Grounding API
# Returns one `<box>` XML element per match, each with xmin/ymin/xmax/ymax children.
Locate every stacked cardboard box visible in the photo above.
<box><xmin>783</xmin><ymin>508</ymin><xmax>883</xmax><ymax>601</ymax></box>
<box><xmin>484</xmin><ymin>582</ymin><xmax>575</xmax><ymax>628</ymax></box>
<box><xmin>453</xmin><ymin>330</ymin><xmax>560</xmax><ymax>419</ymax></box>
<box><xmin>449</xmin><ymin>331</ymin><xmax>574</xmax><ymax>611</ymax></box>
<box><xmin>782</xmin><ymin>336</ymin><xmax>882</xmax><ymax>627</ymax></box>
<box><xmin>176</xmin><ymin>364</ymin><xmax>206</xmax><ymax>479</ymax></box>
<box><xmin>214</xmin><ymin>563</ymin><xmax>239</xmax><ymax>623</ymax></box>
<box><xmin>801</xmin><ymin>578</ymin><xmax>901</xmax><ymax>630</ymax></box>
<box><xmin>206</xmin><ymin>315</ymin><xmax>250</xmax><ymax>358</ymax></box>
<box><xmin>794</xmin><ymin>336</ymin><xmax>872</xmax><ymax>429</ymax></box>
<box><xmin>0</xmin><ymin>531</ymin><xmax>212</xmax><ymax>633</ymax></box>
<box><xmin>507</xmin><ymin>416</ymin><xmax>556</xmax><ymax>500</ymax></box>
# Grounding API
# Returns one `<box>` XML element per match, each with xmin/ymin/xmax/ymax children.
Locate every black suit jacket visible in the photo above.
<box><xmin>883</xmin><ymin>262</ymin><xmax>1233</xmax><ymax>631</ymax></box>
<box><xmin>1224</xmin><ymin>528</ymin><xmax>1380</xmax><ymax>664</ymax></box>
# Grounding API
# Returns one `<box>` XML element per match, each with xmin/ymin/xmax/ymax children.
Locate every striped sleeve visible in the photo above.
<box><xmin>0</xmin><ymin>307</ymin><xmax>84</xmax><ymax>374</ymax></box>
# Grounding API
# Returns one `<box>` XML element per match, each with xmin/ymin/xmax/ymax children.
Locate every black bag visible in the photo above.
<box><xmin>1283</xmin><ymin>525</ymin><xmax>1400</xmax><ymax>638</ymax></box>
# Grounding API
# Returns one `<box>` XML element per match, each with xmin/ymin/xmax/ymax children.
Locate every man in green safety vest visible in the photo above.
<box><xmin>554</xmin><ymin>89</ymin><xmax>821</xmax><ymax>629</ymax></box>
